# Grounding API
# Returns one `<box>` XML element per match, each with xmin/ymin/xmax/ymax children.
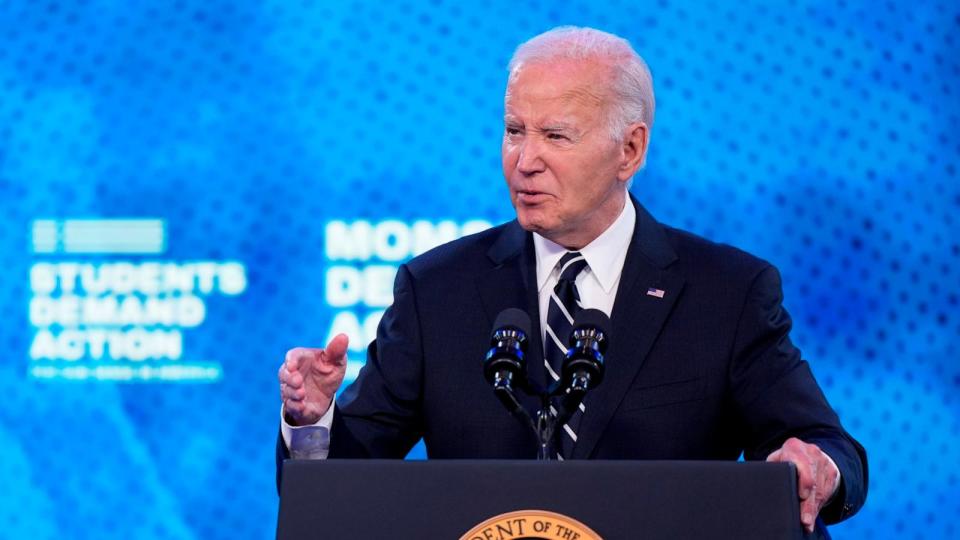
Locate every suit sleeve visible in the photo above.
<box><xmin>274</xmin><ymin>264</ymin><xmax>425</xmax><ymax>492</ymax></box>
<box><xmin>327</xmin><ymin>263</ymin><xmax>426</xmax><ymax>458</ymax></box>
<box><xmin>730</xmin><ymin>265</ymin><xmax>868</xmax><ymax>524</ymax></box>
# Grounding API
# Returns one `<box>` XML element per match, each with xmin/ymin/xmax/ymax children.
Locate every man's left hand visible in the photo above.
<box><xmin>766</xmin><ymin>437</ymin><xmax>841</xmax><ymax>533</ymax></box>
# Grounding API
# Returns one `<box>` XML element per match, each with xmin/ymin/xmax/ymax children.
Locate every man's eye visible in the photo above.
<box><xmin>547</xmin><ymin>132</ymin><xmax>569</xmax><ymax>141</ymax></box>
<box><xmin>505</xmin><ymin>127</ymin><xmax>523</xmax><ymax>136</ymax></box>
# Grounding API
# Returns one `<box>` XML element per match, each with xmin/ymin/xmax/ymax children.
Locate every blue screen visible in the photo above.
<box><xmin>1</xmin><ymin>1</ymin><xmax>957</xmax><ymax>538</ymax></box>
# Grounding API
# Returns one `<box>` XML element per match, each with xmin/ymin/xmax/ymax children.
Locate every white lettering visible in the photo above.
<box><xmin>326</xmin><ymin>267</ymin><xmax>362</xmax><ymax>307</ymax></box>
<box><xmin>28</xmin><ymin>262</ymin><xmax>248</xmax><ymax>296</ymax></box>
<box><xmin>461</xmin><ymin>219</ymin><xmax>492</xmax><ymax>236</ymax></box>
<box><xmin>324</xmin><ymin>220</ymin><xmax>493</xmax><ymax>262</ymax></box>
<box><xmin>325</xmin><ymin>221</ymin><xmax>373</xmax><ymax>261</ymax></box>
<box><xmin>29</xmin><ymin>328</ymin><xmax>183</xmax><ymax>361</ymax></box>
<box><xmin>194</xmin><ymin>263</ymin><xmax>218</xmax><ymax>294</ymax></box>
<box><xmin>162</xmin><ymin>263</ymin><xmax>196</xmax><ymax>293</ymax></box>
<box><xmin>412</xmin><ymin>220</ymin><xmax>459</xmax><ymax>256</ymax></box>
<box><xmin>31</xmin><ymin>295</ymin><xmax>207</xmax><ymax>327</ymax></box>
<box><xmin>362</xmin><ymin>266</ymin><xmax>396</xmax><ymax>307</ymax></box>
<box><xmin>327</xmin><ymin>311</ymin><xmax>363</xmax><ymax>351</ymax></box>
<box><xmin>136</xmin><ymin>263</ymin><xmax>161</xmax><ymax>295</ymax></box>
<box><xmin>59</xmin><ymin>263</ymin><xmax>80</xmax><ymax>293</ymax></box>
<box><xmin>325</xmin><ymin>266</ymin><xmax>397</xmax><ymax>308</ymax></box>
<box><xmin>325</xmin><ymin>310</ymin><xmax>385</xmax><ymax>353</ymax></box>
<box><xmin>79</xmin><ymin>264</ymin><xmax>109</xmax><ymax>295</ymax></box>
<box><xmin>30</xmin><ymin>263</ymin><xmax>57</xmax><ymax>294</ymax></box>
<box><xmin>218</xmin><ymin>261</ymin><xmax>247</xmax><ymax>295</ymax></box>
<box><xmin>373</xmin><ymin>220</ymin><xmax>411</xmax><ymax>261</ymax></box>
<box><xmin>174</xmin><ymin>296</ymin><xmax>205</xmax><ymax>327</ymax></box>
<box><xmin>29</xmin><ymin>297</ymin><xmax>56</xmax><ymax>327</ymax></box>
<box><xmin>110</xmin><ymin>262</ymin><xmax>137</xmax><ymax>294</ymax></box>
<box><xmin>30</xmin><ymin>330</ymin><xmax>61</xmax><ymax>359</ymax></box>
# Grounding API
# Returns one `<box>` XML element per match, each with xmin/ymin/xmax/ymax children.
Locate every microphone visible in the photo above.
<box><xmin>557</xmin><ymin>308</ymin><xmax>609</xmax><ymax>415</ymax></box>
<box><xmin>483</xmin><ymin>308</ymin><xmax>532</xmax><ymax>416</ymax></box>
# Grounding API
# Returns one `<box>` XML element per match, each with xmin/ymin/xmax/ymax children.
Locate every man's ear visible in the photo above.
<box><xmin>618</xmin><ymin>122</ymin><xmax>649</xmax><ymax>181</ymax></box>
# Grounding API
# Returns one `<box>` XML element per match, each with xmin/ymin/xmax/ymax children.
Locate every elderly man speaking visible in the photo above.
<box><xmin>277</xmin><ymin>26</ymin><xmax>867</xmax><ymax>535</ymax></box>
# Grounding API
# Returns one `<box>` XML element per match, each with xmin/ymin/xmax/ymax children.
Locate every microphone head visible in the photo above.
<box><xmin>484</xmin><ymin>308</ymin><xmax>531</xmax><ymax>388</ymax></box>
<box><xmin>570</xmin><ymin>309</ymin><xmax>611</xmax><ymax>350</ymax></box>
<box><xmin>559</xmin><ymin>308</ymin><xmax>610</xmax><ymax>392</ymax></box>
<box><xmin>492</xmin><ymin>307</ymin><xmax>532</xmax><ymax>337</ymax></box>
<box><xmin>571</xmin><ymin>308</ymin><xmax>610</xmax><ymax>334</ymax></box>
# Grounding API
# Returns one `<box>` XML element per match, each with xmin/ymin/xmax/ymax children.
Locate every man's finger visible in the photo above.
<box><xmin>281</xmin><ymin>383</ymin><xmax>305</xmax><ymax>402</ymax></box>
<box><xmin>285</xmin><ymin>347</ymin><xmax>315</xmax><ymax>373</ymax></box>
<box><xmin>800</xmin><ymin>485</ymin><xmax>818</xmax><ymax>531</ymax></box>
<box><xmin>280</xmin><ymin>382</ymin><xmax>295</xmax><ymax>401</ymax></box>
<box><xmin>278</xmin><ymin>365</ymin><xmax>292</xmax><ymax>385</ymax></box>
<box><xmin>800</xmin><ymin>457</ymin><xmax>818</xmax><ymax>501</ymax></box>
<box><xmin>767</xmin><ymin>443</ymin><xmax>816</xmax><ymax>500</ymax></box>
<box><xmin>322</xmin><ymin>334</ymin><xmax>349</xmax><ymax>366</ymax></box>
<box><xmin>817</xmin><ymin>454</ymin><xmax>841</xmax><ymax>499</ymax></box>
<box><xmin>278</xmin><ymin>365</ymin><xmax>305</xmax><ymax>391</ymax></box>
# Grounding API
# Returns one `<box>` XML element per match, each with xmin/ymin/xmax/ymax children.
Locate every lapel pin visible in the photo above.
<box><xmin>646</xmin><ymin>287</ymin><xmax>665</xmax><ymax>298</ymax></box>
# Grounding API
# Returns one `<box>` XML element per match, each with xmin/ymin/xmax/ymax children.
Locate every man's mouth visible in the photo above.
<box><xmin>516</xmin><ymin>190</ymin><xmax>550</xmax><ymax>204</ymax></box>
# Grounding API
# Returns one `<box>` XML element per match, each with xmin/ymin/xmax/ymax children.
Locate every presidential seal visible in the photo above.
<box><xmin>460</xmin><ymin>509</ymin><xmax>602</xmax><ymax>540</ymax></box>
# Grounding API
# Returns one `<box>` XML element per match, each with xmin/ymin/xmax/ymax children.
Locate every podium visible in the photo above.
<box><xmin>277</xmin><ymin>460</ymin><xmax>804</xmax><ymax>540</ymax></box>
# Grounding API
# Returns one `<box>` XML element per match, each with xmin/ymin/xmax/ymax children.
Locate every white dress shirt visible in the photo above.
<box><xmin>533</xmin><ymin>199</ymin><xmax>635</xmax><ymax>344</ymax></box>
<box><xmin>281</xmin><ymin>200</ymin><xmax>636</xmax><ymax>458</ymax></box>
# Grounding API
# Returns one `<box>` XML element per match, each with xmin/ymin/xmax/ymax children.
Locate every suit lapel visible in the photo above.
<box><xmin>475</xmin><ymin>221</ymin><xmax>545</xmax><ymax>401</ymax></box>
<box><xmin>573</xmin><ymin>197</ymin><xmax>686</xmax><ymax>459</ymax></box>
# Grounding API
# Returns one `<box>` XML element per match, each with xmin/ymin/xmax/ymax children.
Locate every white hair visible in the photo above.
<box><xmin>507</xmin><ymin>26</ymin><xmax>656</xmax><ymax>141</ymax></box>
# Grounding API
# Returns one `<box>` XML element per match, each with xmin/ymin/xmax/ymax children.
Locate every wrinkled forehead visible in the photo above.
<box><xmin>503</xmin><ymin>84</ymin><xmax>605</xmax><ymax>114</ymax></box>
<box><xmin>504</xmin><ymin>59</ymin><xmax>612</xmax><ymax>114</ymax></box>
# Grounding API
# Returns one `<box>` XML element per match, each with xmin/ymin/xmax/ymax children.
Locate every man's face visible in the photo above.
<box><xmin>502</xmin><ymin>59</ymin><xmax>629</xmax><ymax>248</ymax></box>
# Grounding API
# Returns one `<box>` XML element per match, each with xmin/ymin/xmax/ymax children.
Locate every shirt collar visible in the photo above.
<box><xmin>533</xmin><ymin>198</ymin><xmax>636</xmax><ymax>293</ymax></box>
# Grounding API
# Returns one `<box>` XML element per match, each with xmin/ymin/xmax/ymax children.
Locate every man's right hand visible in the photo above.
<box><xmin>278</xmin><ymin>334</ymin><xmax>349</xmax><ymax>426</ymax></box>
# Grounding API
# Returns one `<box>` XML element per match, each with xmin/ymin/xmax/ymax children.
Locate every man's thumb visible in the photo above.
<box><xmin>324</xmin><ymin>333</ymin><xmax>350</xmax><ymax>363</ymax></box>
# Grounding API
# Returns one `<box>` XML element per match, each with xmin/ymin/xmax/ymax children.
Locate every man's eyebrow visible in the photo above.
<box><xmin>537</xmin><ymin>121</ymin><xmax>578</xmax><ymax>132</ymax></box>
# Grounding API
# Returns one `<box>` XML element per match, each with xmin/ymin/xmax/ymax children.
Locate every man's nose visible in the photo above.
<box><xmin>516</xmin><ymin>138</ymin><xmax>546</xmax><ymax>176</ymax></box>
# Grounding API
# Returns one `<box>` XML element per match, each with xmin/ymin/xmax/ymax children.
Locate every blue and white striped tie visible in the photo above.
<box><xmin>544</xmin><ymin>251</ymin><xmax>588</xmax><ymax>459</ymax></box>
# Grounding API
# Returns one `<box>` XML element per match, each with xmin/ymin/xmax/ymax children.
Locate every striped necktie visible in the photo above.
<box><xmin>544</xmin><ymin>251</ymin><xmax>588</xmax><ymax>459</ymax></box>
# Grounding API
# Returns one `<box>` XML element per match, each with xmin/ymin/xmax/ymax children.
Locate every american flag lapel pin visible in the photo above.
<box><xmin>646</xmin><ymin>287</ymin><xmax>665</xmax><ymax>298</ymax></box>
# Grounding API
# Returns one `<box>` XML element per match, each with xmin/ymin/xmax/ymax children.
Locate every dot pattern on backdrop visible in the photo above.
<box><xmin>0</xmin><ymin>1</ymin><xmax>957</xmax><ymax>539</ymax></box>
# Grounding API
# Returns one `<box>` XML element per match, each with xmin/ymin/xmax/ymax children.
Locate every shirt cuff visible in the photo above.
<box><xmin>280</xmin><ymin>402</ymin><xmax>335</xmax><ymax>459</ymax></box>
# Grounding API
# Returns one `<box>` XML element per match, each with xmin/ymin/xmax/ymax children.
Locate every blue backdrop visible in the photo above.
<box><xmin>1</xmin><ymin>1</ymin><xmax>957</xmax><ymax>538</ymax></box>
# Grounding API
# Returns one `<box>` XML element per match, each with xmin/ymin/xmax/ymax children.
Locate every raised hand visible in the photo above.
<box><xmin>278</xmin><ymin>334</ymin><xmax>349</xmax><ymax>426</ymax></box>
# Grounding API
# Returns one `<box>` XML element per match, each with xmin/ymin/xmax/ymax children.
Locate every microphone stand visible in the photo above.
<box><xmin>491</xmin><ymin>369</ymin><xmax>593</xmax><ymax>461</ymax></box>
<box><xmin>535</xmin><ymin>395</ymin><xmax>555</xmax><ymax>461</ymax></box>
<box><xmin>495</xmin><ymin>381</ymin><xmax>559</xmax><ymax>460</ymax></box>
<box><xmin>532</xmin><ymin>382</ymin><xmax>582</xmax><ymax>461</ymax></box>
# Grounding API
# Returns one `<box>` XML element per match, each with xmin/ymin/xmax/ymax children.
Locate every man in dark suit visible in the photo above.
<box><xmin>277</xmin><ymin>26</ymin><xmax>867</xmax><ymax>534</ymax></box>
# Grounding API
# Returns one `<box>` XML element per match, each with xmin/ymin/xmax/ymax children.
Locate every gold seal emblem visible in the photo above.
<box><xmin>460</xmin><ymin>509</ymin><xmax>603</xmax><ymax>540</ymax></box>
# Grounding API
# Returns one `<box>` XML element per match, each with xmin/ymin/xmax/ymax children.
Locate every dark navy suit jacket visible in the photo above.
<box><xmin>277</xmin><ymin>197</ymin><xmax>867</xmax><ymax>526</ymax></box>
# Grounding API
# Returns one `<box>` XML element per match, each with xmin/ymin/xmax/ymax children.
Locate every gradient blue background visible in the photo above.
<box><xmin>1</xmin><ymin>1</ymin><xmax>958</xmax><ymax>538</ymax></box>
